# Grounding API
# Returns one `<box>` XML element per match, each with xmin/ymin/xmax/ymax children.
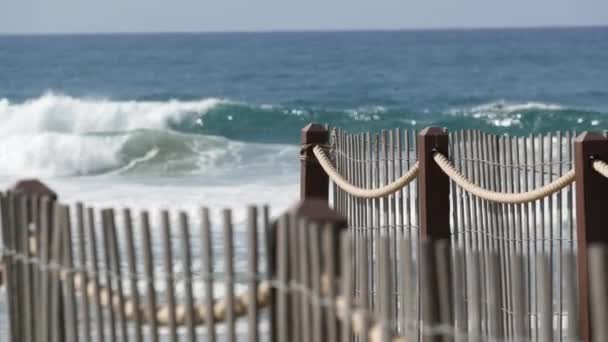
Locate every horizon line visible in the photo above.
<box><xmin>1</xmin><ymin>23</ymin><xmax>607</xmax><ymax>36</ymax></box>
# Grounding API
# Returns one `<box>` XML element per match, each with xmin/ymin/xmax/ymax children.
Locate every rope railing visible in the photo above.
<box><xmin>313</xmin><ymin>145</ymin><xmax>420</xmax><ymax>199</ymax></box>
<box><xmin>1</xmin><ymin>245</ymin><xmax>403</xmax><ymax>342</ymax></box>
<box><xmin>1</xmin><ymin>245</ymin><xmax>269</xmax><ymax>326</ymax></box>
<box><xmin>433</xmin><ymin>152</ymin><xmax>576</xmax><ymax>204</ymax></box>
<box><xmin>313</xmin><ymin>144</ymin><xmax>577</xmax><ymax>204</ymax></box>
<box><xmin>592</xmin><ymin>159</ymin><xmax>608</xmax><ymax>179</ymax></box>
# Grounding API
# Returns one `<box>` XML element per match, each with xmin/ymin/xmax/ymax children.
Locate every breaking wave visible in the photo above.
<box><xmin>0</xmin><ymin>93</ymin><xmax>604</xmax><ymax>177</ymax></box>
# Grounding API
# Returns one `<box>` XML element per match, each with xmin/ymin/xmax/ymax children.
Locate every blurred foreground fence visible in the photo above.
<box><xmin>0</xmin><ymin>124</ymin><xmax>607</xmax><ymax>342</ymax></box>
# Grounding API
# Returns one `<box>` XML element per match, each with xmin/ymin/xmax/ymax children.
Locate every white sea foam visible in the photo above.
<box><xmin>0</xmin><ymin>130</ymin><xmax>297</xmax><ymax>178</ymax></box>
<box><xmin>0</xmin><ymin>133</ymin><xmax>126</xmax><ymax>177</ymax></box>
<box><xmin>450</xmin><ymin>100</ymin><xmax>564</xmax><ymax>128</ymax></box>
<box><xmin>0</xmin><ymin>93</ymin><xmax>299</xmax><ymax>177</ymax></box>
<box><xmin>0</xmin><ymin>92</ymin><xmax>225</xmax><ymax>135</ymax></box>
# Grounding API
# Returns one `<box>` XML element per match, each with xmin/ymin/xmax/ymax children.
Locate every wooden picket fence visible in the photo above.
<box><xmin>0</xmin><ymin>125</ymin><xmax>607</xmax><ymax>342</ymax></box>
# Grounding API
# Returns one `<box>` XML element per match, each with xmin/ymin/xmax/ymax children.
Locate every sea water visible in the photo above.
<box><xmin>1</xmin><ymin>27</ymin><xmax>607</xmax><ymax>338</ymax></box>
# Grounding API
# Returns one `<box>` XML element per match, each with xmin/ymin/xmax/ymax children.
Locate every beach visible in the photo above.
<box><xmin>1</xmin><ymin>27</ymin><xmax>607</xmax><ymax>339</ymax></box>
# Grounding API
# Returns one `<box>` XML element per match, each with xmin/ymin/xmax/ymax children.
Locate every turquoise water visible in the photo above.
<box><xmin>1</xmin><ymin>28</ymin><xmax>607</xmax><ymax>182</ymax></box>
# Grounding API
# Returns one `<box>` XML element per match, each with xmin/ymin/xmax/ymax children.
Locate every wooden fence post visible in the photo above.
<box><xmin>293</xmin><ymin>199</ymin><xmax>347</xmax><ymax>341</ymax></box>
<box><xmin>269</xmin><ymin>199</ymin><xmax>347</xmax><ymax>342</ymax></box>
<box><xmin>574</xmin><ymin>132</ymin><xmax>608</xmax><ymax>342</ymax></box>
<box><xmin>10</xmin><ymin>179</ymin><xmax>63</xmax><ymax>342</ymax></box>
<box><xmin>301</xmin><ymin>123</ymin><xmax>330</xmax><ymax>201</ymax></box>
<box><xmin>418</xmin><ymin>127</ymin><xmax>450</xmax><ymax>241</ymax></box>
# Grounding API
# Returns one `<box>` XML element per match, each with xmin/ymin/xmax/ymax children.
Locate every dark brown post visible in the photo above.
<box><xmin>301</xmin><ymin>123</ymin><xmax>330</xmax><ymax>201</ymax></box>
<box><xmin>418</xmin><ymin>127</ymin><xmax>450</xmax><ymax>241</ymax></box>
<box><xmin>12</xmin><ymin>179</ymin><xmax>57</xmax><ymax>202</ymax></box>
<box><xmin>574</xmin><ymin>132</ymin><xmax>608</xmax><ymax>342</ymax></box>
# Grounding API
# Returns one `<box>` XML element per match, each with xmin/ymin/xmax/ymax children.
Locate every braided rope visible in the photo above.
<box><xmin>592</xmin><ymin>159</ymin><xmax>608</xmax><ymax>179</ymax></box>
<box><xmin>313</xmin><ymin>145</ymin><xmax>419</xmax><ymax>199</ymax></box>
<box><xmin>433</xmin><ymin>152</ymin><xmax>575</xmax><ymax>204</ymax></box>
<box><xmin>0</xmin><ymin>243</ymin><xmax>270</xmax><ymax>326</ymax></box>
<box><xmin>69</xmin><ymin>272</ymin><xmax>270</xmax><ymax>326</ymax></box>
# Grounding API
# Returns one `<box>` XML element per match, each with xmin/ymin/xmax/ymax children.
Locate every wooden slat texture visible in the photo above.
<box><xmin>588</xmin><ymin>245</ymin><xmax>608</xmax><ymax>342</ymax></box>
<box><xmin>76</xmin><ymin>203</ymin><xmax>93</xmax><ymax>342</ymax></box>
<box><xmin>511</xmin><ymin>254</ymin><xmax>528</xmax><ymax>340</ymax></box>
<box><xmin>86</xmin><ymin>207</ymin><xmax>105</xmax><ymax>342</ymax></box>
<box><xmin>50</xmin><ymin>202</ymin><xmax>65</xmax><ymax>342</ymax></box>
<box><xmin>100</xmin><ymin>207</ymin><xmax>117</xmax><ymax>342</ymax></box>
<box><xmin>140</xmin><ymin>211</ymin><xmax>158</xmax><ymax>342</ymax></box>
<box><xmin>18</xmin><ymin>196</ymin><xmax>33</xmax><ymax>342</ymax></box>
<box><xmin>222</xmin><ymin>209</ymin><xmax>236</xmax><ymax>341</ymax></box>
<box><xmin>466</xmin><ymin>250</ymin><xmax>481</xmax><ymax>339</ymax></box>
<box><xmin>357</xmin><ymin>237</ymin><xmax>370</xmax><ymax>342</ymax></box>
<box><xmin>288</xmin><ymin>213</ymin><xmax>301</xmax><ymax>342</ymax></box>
<box><xmin>299</xmin><ymin>219</ymin><xmax>311</xmax><ymax>342</ymax></box>
<box><xmin>563</xmin><ymin>252</ymin><xmax>579</xmax><ymax>342</ymax></box>
<box><xmin>323</xmin><ymin>225</ymin><xmax>338</xmax><ymax>342</ymax></box>
<box><xmin>434</xmin><ymin>240</ymin><xmax>453</xmax><ymax>342</ymax></box>
<box><xmin>277</xmin><ymin>215</ymin><xmax>289</xmax><ymax>342</ymax></box>
<box><xmin>309</xmin><ymin>223</ymin><xmax>323</xmax><ymax>342</ymax></box>
<box><xmin>340</xmin><ymin>232</ymin><xmax>352</xmax><ymax>342</ymax></box>
<box><xmin>247</xmin><ymin>206</ymin><xmax>259</xmax><ymax>342</ymax></box>
<box><xmin>103</xmin><ymin>209</ymin><xmax>128</xmax><ymax>342</ymax></box>
<box><xmin>161</xmin><ymin>210</ymin><xmax>177</xmax><ymax>342</ymax></box>
<box><xmin>200</xmin><ymin>207</ymin><xmax>216</xmax><ymax>342</ymax></box>
<box><xmin>123</xmin><ymin>208</ymin><xmax>143</xmax><ymax>342</ymax></box>
<box><xmin>178</xmin><ymin>212</ymin><xmax>196</xmax><ymax>342</ymax></box>
<box><xmin>538</xmin><ymin>254</ymin><xmax>553</xmax><ymax>342</ymax></box>
<box><xmin>60</xmin><ymin>205</ymin><xmax>79</xmax><ymax>342</ymax></box>
<box><xmin>399</xmin><ymin>237</ymin><xmax>414</xmax><ymax>341</ymax></box>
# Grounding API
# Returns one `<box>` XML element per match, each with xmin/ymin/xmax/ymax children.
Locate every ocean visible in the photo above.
<box><xmin>0</xmin><ymin>27</ymin><xmax>607</xmax><ymax>337</ymax></box>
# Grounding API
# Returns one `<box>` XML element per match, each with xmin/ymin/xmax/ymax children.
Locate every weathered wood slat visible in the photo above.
<box><xmin>588</xmin><ymin>245</ymin><xmax>608</xmax><ymax>342</ymax></box>
<box><xmin>140</xmin><ymin>211</ymin><xmax>158</xmax><ymax>342</ymax></box>
<box><xmin>76</xmin><ymin>203</ymin><xmax>93</xmax><ymax>342</ymax></box>
<box><xmin>200</xmin><ymin>207</ymin><xmax>216</xmax><ymax>342</ymax></box>
<box><xmin>123</xmin><ymin>208</ymin><xmax>143</xmax><ymax>342</ymax></box>
<box><xmin>247</xmin><ymin>206</ymin><xmax>259</xmax><ymax>342</ymax></box>
<box><xmin>222</xmin><ymin>208</ymin><xmax>236</xmax><ymax>342</ymax></box>
<box><xmin>86</xmin><ymin>207</ymin><xmax>105</xmax><ymax>342</ymax></box>
<box><xmin>178</xmin><ymin>212</ymin><xmax>196</xmax><ymax>342</ymax></box>
<box><xmin>60</xmin><ymin>205</ymin><xmax>79</xmax><ymax>342</ymax></box>
<box><xmin>160</xmin><ymin>210</ymin><xmax>177</xmax><ymax>342</ymax></box>
<box><xmin>103</xmin><ymin>209</ymin><xmax>128</xmax><ymax>342</ymax></box>
<box><xmin>277</xmin><ymin>215</ymin><xmax>289</xmax><ymax>342</ymax></box>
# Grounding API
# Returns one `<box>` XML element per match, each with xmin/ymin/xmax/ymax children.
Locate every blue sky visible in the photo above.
<box><xmin>1</xmin><ymin>0</ymin><xmax>606</xmax><ymax>34</ymax></box>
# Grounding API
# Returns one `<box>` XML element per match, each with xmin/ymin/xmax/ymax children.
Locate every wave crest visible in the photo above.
<box><xmin>0</xmin><ymin>92</ymin><xmax>225</xmax><ymax>134</ymax></box>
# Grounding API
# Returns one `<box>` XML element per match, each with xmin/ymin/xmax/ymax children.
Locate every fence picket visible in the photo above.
<box><xmin>538</xmin><ymin>255</ymin><xmax>553</xmax><ymax>342</ymax></box>
<box><xmin>200</xmin><ymin>207</ymin><xmax>216</xmax><ymax>342</ymax></box>
<box><xmin>86</xmin><ymin>207</ymin><xmax>105</xmax><ymax>342</ymax></box>
<box><xmin>102</xmin><ymin>209</ymin><xmax>127</xmax><ymax>342</ymax></box>
<box><xmin>340</xmin><ymin>232</ymin><xmax>352</xmax><ymax>342</ymax></box>
<box><xmin>123</xmin><ymin>208</ymin><xmax>144</xmax><ymax>342</ymax></box>
<box><xmin>17</xmin><ymin>196</ymin><xmax>33</xmax><ymax>342</ymax></box>
<box><xmin>247</xmin><ymin>206</ymin><xmax>259</xmax><ymax>342</ymax></box>
<box><xmin>76</xmin><ymin>203</ymin><xmax>93</xmax><ymax>342</ymax></box>
<box><xmin>60</xmin><ymin>205</ymin><xmax>79</xmax><ymax>342</ymax></box>
<box><xmin>277</xmin><ymin>215</ymin><xmax>289</xmax><ymax>342</ymax></box>
<box><xmin>223</xmin><ymin>209</ymin><xmax>236</xmax><ymax>342</ymax></box>
<box><xmin>178</xmin><ymin>212</ymin><xmax>196</xmax><ymax>342</ymax></box>
<box><xmin>161</xmin><ymin>210</ymin><xmax>178</xmax><ymax>342</ymax></box>
<box><xmin>140</xmin><ymin>211</ymin><xmax>158</xmax><ymax>342</ymax></box>
<box><xmin>588</xmin><ymin>245</ymin><xmax>608</xmax><ymax>342</ymax></box>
